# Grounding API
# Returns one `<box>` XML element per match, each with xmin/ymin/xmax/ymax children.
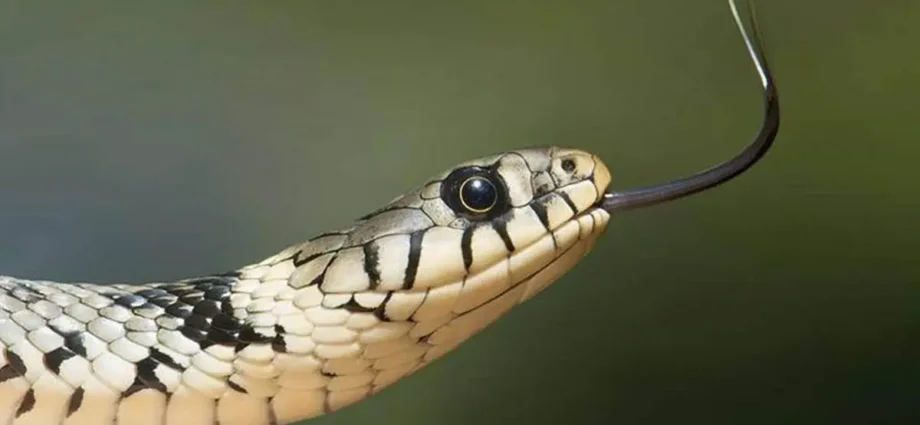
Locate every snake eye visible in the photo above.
<box><xmin>441</xmin><ymin>166</ymin><xmax>509</xmax><ymax>220</ymax></box>
<box><xmin>459</xmin><ymin>176</ymin><xmax>497</xmax><ymax>213</ymax></box>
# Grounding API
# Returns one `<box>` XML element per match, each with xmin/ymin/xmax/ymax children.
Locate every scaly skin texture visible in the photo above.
<box><xmin>0</xmin><ymin>147</ymin><xmax>611</xmax><ymax>425</ymax></box>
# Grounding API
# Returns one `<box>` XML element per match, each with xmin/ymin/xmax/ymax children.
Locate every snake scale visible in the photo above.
<box><xmin>0</xmin><ymin>1</ymin><xmax>778</xmax><ymax>425</ymax></box>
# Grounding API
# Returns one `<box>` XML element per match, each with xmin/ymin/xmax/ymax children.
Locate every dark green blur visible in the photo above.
<box><xmin>1</xmin><ymin>0</ymin><xmax>917</xmax><ymax>423</ymax></box>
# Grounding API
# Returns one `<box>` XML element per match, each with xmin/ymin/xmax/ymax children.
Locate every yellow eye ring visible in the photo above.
<box><xmin>458</xmin><ymin>176</ymin><xmax>498</xmax><ymax>213</ymax></box>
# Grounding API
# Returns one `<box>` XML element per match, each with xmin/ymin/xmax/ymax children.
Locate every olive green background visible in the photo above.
<box><xmin>1</xmin><ymin>0</ymin><xmax>917</xmax><ymax>424</ymax></box>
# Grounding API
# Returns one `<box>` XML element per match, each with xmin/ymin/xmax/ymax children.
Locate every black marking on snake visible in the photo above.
<box><xmin>115</xmin><ymin>293</ymin><xmax>147</xmax><ymax>308</ymax></box>
<box><xmin>460</xmin><ymin>226</ymin><xmax>475</xmax><ymax>270</ymax></box>
<box><xmin>184</xmin><ymin>307</ymin><xmax>225</xmax><ymax>349</ymax></box>
<box><xmin>189</xmin><ymin>275</ymin><xmax>238</xmax><ymax>288</ymax></box>
<box><xmin>316</xmin><ymin>250</ymin><xmax>345</xmax><ymax>291</ymax></box>
<box><xmin>272</xmin><ymin>324</ymin><xmax>287</xmax><ymax>352</ymax></box>
<box><xmin>179</xmin><ymin>322</ymin><xmax>214</xmax><ymax>350</ymax></box>
<box><xmin>165</xmin><ymin>303</ymin><xmax>193</xmax><ymax>318</ymax></box>
<box><xmin>0</xmin><ymin>366</ymin><xmax>22</xmax><ymax>383</ymax></box>
<box><xmin>124</xmin><ymin>357</ymin><xmax>169</xmax><ymax>397</ymax></box>
<box><xmin>228</xmin><ymin>380</ymin><xmax>248</xmax><ymax>394</ymax></box>
<box><xmin>557</xmin><ymin>191</ymin><xmax>579</xmax><ymax>215</ymax></box>
<box><xmin>207</xmin><ymin>327</ymin><xmax>239</xmax><ymax>346</ymax></box>
<box><xmin>0</xmin><ymin>349</ymin><xmax>25</xmax><ymax>382</ymax></box>
<box><xmin>15</xmin><ymin>388</ymin><xmax>35</xmax><ymax>417</ymax></box>
<box><xmin>44</xmin><ymin>347</ymin><xmax>76</xmax><ymax>374</ymax></box>
<box><xmin>309</xmin><ymin>229</ymin><xmax>350</xmax><ymax>241</ymax></box>
<box><xmin>181</xmin><ymin>324</ymin><xmax>209</xmax><ymax>343</ymax></box>
<box><xmin>530</xmin><ymin>200</ymin><xmax>551</xmax><ymax>231</ymax></box>
<box><xmin>293</xmin><ymin>250</ymin><xmax>328</xmax><ymax>267</ymax></box>
<box><xmin>149</xmin><ymin>347</ymin><xmax>185</xmax><ymax>371</ymax></box>
<box><xmin>132</xmin><ymin>303</ymin><xmax>165</xmax><ymax>319</ymax></box>
<box><xmin>186</xmin><ymin>314</ymin><xmax>211</xmax><ymax>331</ymax></box>
<box><xmin>204</xmin><ymin>285</ymin><xmax>231</xmax><ymax>301</ymax></box>
<box><xmin>220</xmin><ymin>296</ymin><xmax>235</xmax><ymax>315</ymax></box>
<box><xmin>134</xmin><ymin>288</ymin><xmax>168</xmax><ymax>298</ymax></box>
<box><xmin>310</xmin><ymin>267</ymin><xmax>328</xmax><ymax>288</ymax></box>
<box><xmin>48</xmin><ymin>321</ymin><xmax>75</xmax><ymax>337</ymax></box>
<box><xmin>10</xmin><ymin>287</ymin><xmax>42</xmax><ymax>303</ymax></box>
<box><xmin>372</xmin><ymin>292</ymin><xmax>395</xmax><ymax>321</ymax></box>
<box><xmin>403</xmin><ymin>230</ymin><xmax>425</xmax><ymax>289</ymax></box>
<box><xmin>193</xmin><ymin>300</ymin><xmax>222</xmax><ymax>318</ymax></box>
<box><xmin>180</xmin><ymin>293</ymin><xmax>205</xmax><ymax>306</ymax></box>
<box><xmin>343</xmin><ymin>297</ymin><xmax>376</xmax><ymax>313</ymax></box>
<box><xmin>67</xmin><ymin>388</ymin><xmax>85</xmax><ymax>417</ymax></box>
<box><xmin>63</xmin><ymin>333</ymin><xmax>88</xmax><ymax>358</ymax></box>
<box><xmin>149</xmin><ymin>296</ymin><xmax>178</xmax><ymax>308</ymax></box>
<box><xmin>166</xmin><ymin>287</ymin><xmax>197</xmax><ymax>297</ymax></box>
<box><xmin>491</xmin><ymin>214</ymin><xmax>516</xmax><ymax>252</ymax></box>
<box><xmin>530</xmin><ymin>200</ymin><xmax>557</xmax><ymax>248</ymax></box>
<box><xmin>239</xmin><ymin>325</ymin><xmax>274</xmax><ymax>344</ymax></box>
<box><xmin>363</xmin><ymin>241</ymin><xmax>382</xmax><ymax>289</ymax></box>
<box><xmin>211</xmin><ymin>313</ymin><xmax>243</xmax><ymax>331</ymax></box>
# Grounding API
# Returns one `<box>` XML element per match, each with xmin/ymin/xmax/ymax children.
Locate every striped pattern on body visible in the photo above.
<box><xmin>0</xmin><ymin>147</ymin><xmax>612</xmax><ymax>425</ymax></box>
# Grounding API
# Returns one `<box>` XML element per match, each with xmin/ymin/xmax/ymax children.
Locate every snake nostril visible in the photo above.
<box><xmin>561</xmin><ymin>158</ymin><xmax>576</xmax><ymax>173</ymax></box>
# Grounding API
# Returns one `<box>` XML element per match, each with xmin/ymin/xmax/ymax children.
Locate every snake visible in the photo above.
<box><xmin>0</xmin><ymin>1</ymin><xmax>778</xmax><ymax>425</ymax></box>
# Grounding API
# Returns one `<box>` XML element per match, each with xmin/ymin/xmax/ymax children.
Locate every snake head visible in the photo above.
<box><xmin>280</xmin><ymin>146</ymin><xmax>613</xmax><ymax>297</ymax></box>
<box><xmin>242</xmin><ymin>147</ymin><xmax>611</xmax><ymax>419</ymax></box>
<box><xmin>317</xmin><ymin>146</ymin><xmax>613</xmax><ymax>299</ymax></box>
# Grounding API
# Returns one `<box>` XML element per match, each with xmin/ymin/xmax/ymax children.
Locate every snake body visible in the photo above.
<box><xmin>0</xmin><ymin>147</ymin><xmax>612</xmax><ymax>425</ymax></box>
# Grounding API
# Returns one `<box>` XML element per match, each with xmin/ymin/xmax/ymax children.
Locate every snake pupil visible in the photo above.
<box><xmin>459</xmin><ymin>176</ymin><xmax>497</xmax><ymax>213</ymax></box>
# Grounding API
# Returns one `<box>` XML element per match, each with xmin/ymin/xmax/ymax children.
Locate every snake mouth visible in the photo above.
<box><xmin>592</xmin><ymin>193</ymin><xmax>610</xmax><ymax>211</ymax></box>
<box><xmin>413</xmin><ymin>205</ymin><xmax>610</xmax><ymax>359</ymax></box>
<box><xmin>477</xmin><ymin>189</ymin><xmax>613</xmax><ymax>302</ymax></box>
<box><xmin>420</xmin><ymin>198</ymin><xmax>612</xmax><ymax>354</ymax></box>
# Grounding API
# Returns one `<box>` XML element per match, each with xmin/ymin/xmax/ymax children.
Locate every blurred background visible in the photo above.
<box><xmin>0</xmin><ymin>0</ymin><xmax>917</xmax><ymax>423</ymax></box>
